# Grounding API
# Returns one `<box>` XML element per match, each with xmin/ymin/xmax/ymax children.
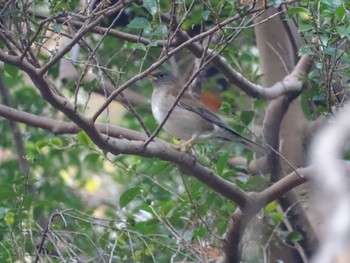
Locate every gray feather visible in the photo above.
<box><xmin>178</xmin><ymin>101</ymin><xmax>266</xmax><ymax>154</ymax></box>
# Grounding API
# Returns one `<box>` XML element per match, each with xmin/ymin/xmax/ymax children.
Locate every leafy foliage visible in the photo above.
<box><xmin>0</xmin><ymin>0</ymin><xmax>347</xmax><ymax>262</ymax></box>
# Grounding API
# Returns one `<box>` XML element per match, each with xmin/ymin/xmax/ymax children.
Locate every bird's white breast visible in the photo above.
<box><xmin>151</xmin><ymin>89</ymin><xmax>217</xmax><ymax>141</ymax></box>
<box><xmin>151</xmin><ymin>89</ymin><xmax>195</xmax><ymax>140</ymax></box>
<box><xmin>151</xmin><ymin>89</ymin><xmax>169</xmax><ymax>124</ymax></box>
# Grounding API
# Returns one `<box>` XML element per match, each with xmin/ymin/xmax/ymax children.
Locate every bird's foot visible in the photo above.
<box><xmin>172</xmin><ymin>142</ymin><xmax>198</xmax><ymax>157</ymax></box>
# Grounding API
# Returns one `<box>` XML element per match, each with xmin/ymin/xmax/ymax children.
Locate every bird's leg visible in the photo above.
<box><xmin>175</xmin><ymin>134</ymin><xmax>198</xmax><ymax>151</ymax></box>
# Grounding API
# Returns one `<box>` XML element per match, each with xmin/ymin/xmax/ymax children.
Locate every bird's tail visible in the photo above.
<box><xmin>237</xmin><ymin>137</ymin><xmax>266</xmax><ymax>155</ymax></box>
<box><xmin>218</xmin><ymin>126</ymin><xmax>266</xmax><ymax>154</ymax></box>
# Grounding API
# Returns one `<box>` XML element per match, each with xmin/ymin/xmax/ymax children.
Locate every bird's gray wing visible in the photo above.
<box><xmin>178</xmin><ymin>101</ymin><xmax>266</xmax><ymax>153</ymax></box>
<box><xmin>178</xmin><ymin>101</ymin><xmax>231</xmax><ymax>130</ymax></box>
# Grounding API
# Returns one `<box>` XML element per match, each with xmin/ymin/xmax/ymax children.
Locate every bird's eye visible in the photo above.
<box><xmin>157</xmin><ymin>72</ymin><xmax>164</xmax><ymax>78</ymax></box>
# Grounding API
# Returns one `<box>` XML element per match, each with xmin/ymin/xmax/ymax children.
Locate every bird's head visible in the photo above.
<box><xmin>147</xmin><ymin>71</ymin><xmax>177</xmax><ymax>89</ymax></box>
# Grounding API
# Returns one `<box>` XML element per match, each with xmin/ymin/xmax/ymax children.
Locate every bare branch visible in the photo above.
<box><xmin>38</xmin><ymin>0</ymin><xmax>133</xmax><ymax>75</ymax></box>
<box><xmin>0</xmin><ymin>104</ymin><xmax>249</xmax><ymax>207</ymax></box>
<box><xmin>177</xmin><ymin>27</ymin><xmax>313</xmax><ymax>99</ymax></box>
<box><xmin>0</xmin><ymin>104</ymin><xmax>146</xmax><ymax>141</ymax></box>
<box><xmin>0</xmin><ymin>75</ymin><xmax>29</xmax><ymax>172</ymax></box>
<box><xmin>257</xmin><ymin>167</ymin><xmax>309</xmax><ymax>204</ymax></box>
<box><xmin>219</xmin><ymin>209</ymin><xmax>253</xmax><ymax>263</ymax></box>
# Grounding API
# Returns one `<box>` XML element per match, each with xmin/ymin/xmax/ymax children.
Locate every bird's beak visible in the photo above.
<box><xmin>147</xmin><ymin>72</ymin><xmax>157</xmax><ymax>80</ymax></box>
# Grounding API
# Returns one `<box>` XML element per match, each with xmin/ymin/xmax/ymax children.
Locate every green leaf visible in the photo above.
<box><xmin>219</xmin><ymin>102</ymin><xmax>232</xmax><ymax>115</ymax></box>
<box><xmin>335</xmin><ymin>6</ymin><xmax>346</xmax><ymax>20</ymax></box>
<box><xmin>254</xmin><ymin>99</ymin><xmax>266</xmax><ymax>109</ymax></box>
<box><xmin>154</xmin><ymin>24</ymin><xmax>168</xmax><ymax>36</ymax></box>
<box><xmin>337</xmin><ymin>25</ymin><xmax>350</xmax><ymax>38</ymax></box>
<box><xmin>124</xmin><ymin>42</ymin><xmax>147</xmax><ymax>51</ymax></box>
<box><xmin>272</xmin><ymin>211</ymin><xmax>283</xmax><ymax>223</ymax></box>
<box><xmin>246</xmin><ymin>151</ymin><xmax>254</xmax><ymax>164</ymax></box>
<box><xmin>51</xmin><ymin>0</ymin><xmax>71</xmax><ymax>11</ymax></box>
<box><xmin>127</xmin><ymin>17</ymin><xmax>151</xmax><ymax>29</ymax></box>
<box><xmin>36</xmin><ymin>139</ymin><xmax>49</xmax><ymax>150</ymax></box>
<box><xmin>300</xmin><ymin>92</ymin><xmax>311</xmax><ymax>119</ymax></box>
<box><xmin>236</xmin><ymin>175</ymin><xmax>269</xmax><ymax>192</ymax></box>
<box><xmin>5</xmin><ymin>211</ymin><xmax>14</xmax><ymax>226</ymax></box>
<box><xmin>313</xmin><ymin>94</ymin><xmax>327</xmax><ymax>107</ymax></box>
<box><xmin>216</xmin><ymin>153</ymin><xmax>229</xmax><ymax>175</ymax></box>
<box><xmin>51</xmin><ymin>137</ymin><xmax>63</xmax><ymax>147</ymax></box>
<box><xmin>298</xmin><ymin>45</ymin><xmax>314</xmax><ymax>56</ymax></box>
<box><xmin>240</xmin><ymin>110</ymin><xmax>254</xmax><ymax>125</ymax></box>
<box><xmin>52</xmin><ymin>23</ymin><xmax>62</xmax><ymax>33</ymax></box>
<box><xmin>149</xmin><ymin>40</ymin><xmax>159</xmax><ymax>47</ymax></box>
<box><xmin>126</xmin><ymin>215</ymin><xmax>136</xmax><ymax>226</ymax></box>
<box><xmin>33</xmin><ymin>200</ymin><xmax>50</xmax><ymax>220</ymax></box>
<box><xmin>201</xmin><ymin>10</ymin><xmax>211</xmax><ymax>21</ymax></box>
<box><xmin>0</xmin><ymin>207</ymin><xmax>8</xmax><ymax>218</ymax></box>
<box><xmin>298</xmin><ymin>22</ymin><xmax>314</xmax><ymax>32</ymax></box>
<box><xmin>143</xmin><ymin>0</ymin><xmax>157</xmax><ymax>16</ymax></box>
<box><xmin>286</xmin><ymin>6</ymin><xmax>310</xmax><ymax>17</ymax></box>
<box><xmin>83</xmin><ymin>153</ymin><xmax>100</xmax><ymax>168</ymax></box>
<box><xmin>4</xmin><ymin>63</ymin><xmax>19</xmax><ymax>77</ymax></box>
<box><xmin>0</xmin><ymin>184</ymin><xmax>18</xmax><ymax>201</ymax></box>
<box><xmin>324</xmin><ymin>47</ymin><xmax>338</xmax><ymax>56</ymax></box>
<box><xmin>285</xmin><ymin>230</ymin><xmax>303</xmax><ymax>243</ymax></box>
<box><xmin>0</xmin><ymin>8</ymin><xmax>18</xmax><ymax>18</ymax></box>
<box><xmin>264</xmin><ymin>201</ymin><xmax>278</xmax><ymax>213</ymax></box>
<box><xmin>77</xmin><ymin>131</ymin><xmax>92</xmax><ymax>147</ymax></box>
<box><xmin>119</xmin><ymin>187</ymin><xmax>142</xmax><ymax>208</ymax></box>
<box><xmin>99</xmin><ymin>231</ymin><xmax>110</xmax><ymax>248</ymax></box>
<box><xmin>23</xmin><ymin>193</ymin><xmax>36</xmax><ymax>210</ymax></box>
<box><xmin>192</xmin><ymin>227</ymin><xmax>206</xmax><ymax>239</ymax></box>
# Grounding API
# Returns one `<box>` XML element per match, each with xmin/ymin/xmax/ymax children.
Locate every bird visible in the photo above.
<box><xmin>200</xmin><ymin>90</ymin><xmax>222</xmax><ymax>112</ymax></box>
<box><xmin>147</xmin><ymin>71</ymin><xmax>265</xmax><ymax>154</ymax></box>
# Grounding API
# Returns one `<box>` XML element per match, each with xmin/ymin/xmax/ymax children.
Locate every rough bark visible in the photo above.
<box><xmin>254</xmin><ymin>6</ymin><xmax>317</xmax><ymax>261</ymax></box>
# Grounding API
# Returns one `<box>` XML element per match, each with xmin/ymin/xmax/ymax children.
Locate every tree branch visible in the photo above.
<box><xmin>0</xmin><ymin>104</ymin><xmax>146</xmax><ymax>140</ymax></box>
<box><xmin>37</xmin><ymin>0</ymin><xmax>134</xmax><ymax>75</ymax></box>
<box><xmin>257</xmin><ymin>167</ymin><xmax>309</xmax><ymax>205</ymax></box>
<box><xmin>0</xmin><ymin>103</ymin><xmax>249</xmax><ymax>207</ymax></box>
<box><xmin>1</xmin><ymin>99</ymin><xmax>319</xmax><ymax>263</ymax></box>
<box><xmin>175</xmin><ymin>25</ymin><xmax>313</xmax><ymax>99</ymax></box>
<box><xmin>220</xmin><ymin>209</ymin><xmax>253</xmax><ymax>263</ymax></box>
<box><xmin>261</xmin><ymin>92</ymin><xmax>319</xmax><ymax>257</ymax></box>
<box><xmin>263</xmin><ymin>94</ymin><xmax>300</xmax><ymax>180</ymax></box>
<box><xmin>0</xmin><ymin>75</ymin><xmax>29</xmax><ymax>172</ymax></box>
